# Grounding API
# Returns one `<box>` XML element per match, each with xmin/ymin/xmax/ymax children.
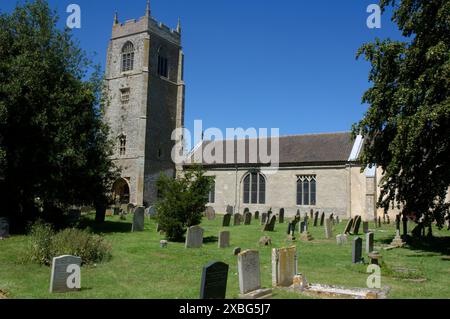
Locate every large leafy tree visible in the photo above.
<box><xmin>0</xmin><ymin>0</ymin><xmax>118</xmax><ymax>231</ymax></box>
<box><xmin>353</xmin><ymin>0</ymin><xmax>450</xmax><ymax>231</ymax></box>
<box><xmin>155</xmin><ymin>166</ymin><xmax>213</xmax><ymax>242</ymax></box>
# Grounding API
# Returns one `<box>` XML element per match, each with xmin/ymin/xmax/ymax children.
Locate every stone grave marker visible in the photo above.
<box><xmin>222</xmin><ymin>214</ymin><xmax>232</xmax><ymax>227</ymax></box>
<box><xmin>363</xmin><ymin>221</ymin><xmax>369</xmax><ymax>234</ymax></box>
<box><xmin>352</xmin><ymin>215</ymin><xmax>362</xmax><ymax>234</ymax></box>
<box><xmin>366</xmin><ymin>232</ymin><xmax>374</xmax><ymax>254</ymax></box>
<box><xmin>344</xmin><ymin>218</ymin><xmax>354</xmax><ymax>234</ymax></box>
<box><xmin>261</xmin><ymin>213</ymin><xmax>268</xmax><ymax>225</ymax></box>
<box><xmin>263</xmin><ymin>215</ymin><xmax>277</xmax><ymax>232</ymax></box>
<box><xmin>0</xmin><ymin>217</ymin><xmax>10</xmax><ymax>239</ymax></box>
<box><xmin>352</xmin><ymin>237</ymin><xmax>363</xmax><ymax>263</ymax></box>
<box><xmin>254</xmin><ymin>211</ymin><xmax>260</xmax><ymax>220</ymax></box>
<box><xmin>379</xmin><ymin>216</ymin><xmax>382</xmax><ymax>229</ymax></box>
<box><xmin>185</xmin><ymin>225</ymin><xmax>204</xmax><ymax>248</ymax></box>
<box><xmin>279</xmin><ymin>208</ymin><xmax>285</xmax><ymax>223</ymax></box>
<box><xmin>49</xmin><ymin>255</ymin><xmax>81</xmax><ymax>293</ymax></box>
<box><xmin>244</xmin><ymin>212</ymin><xmax>252</xmax><ymax>225</ymax></box>
<box><xmin>234</xmin><ymin>213</ymin><xmax>242</xmax><ymax>226</ymax></box>
<box><xmin>132</xmin><ymin>207</ymin><xmax>145</xmax><ymax>232</ymax></box>
<box><xmin>324</xmin><ymin>218</ymin><xmax>333</xmax><ymax>239</ymax></box>
<box><xmin>300</xmin><ymin>221</ymin><xmax>306</xmax><ymax>234</ymax></box>
<box><xmin>272</xmin><ymin>246</ymin><xmax>298</xmax><ymax>287</ymax></box>
<box><xmin>226</xmin><ymin>205</ymin><xmax>234</xmax><ymax>215</ymax></box>
<box><xmin>126</xmin><ymin>203</ymin><xmax>135</xmax><ymax>214</ymax></box>
<box><xmin>386</xmin><ymin>215</ymin><xmax>390</xmax><ymax>224</ymax></box>
<box><xmin>320</xmin><ymin>212</ymin><xmax>325</xmax><ymax>226</ymax></box>
<box><xmin>218</xmin><ymin>231</ymin><xmax>230</xmax><ymax>248</ymax></box>
<box><xmin>313</xmin><ymin>212</ymin><xmax>319</xmax><ymax>227</ymax></box>
<box><xmin>238</xmin><ymin>250</ymin><xmax>261</xmax><ymax>295</ymax></box>
<box><xmin>233</xmin><ymin>247</ymin><xmax>241</xmax><ymax>256</ymax></box>
<box><xmin>200</xmin><ymin>261</ymin><xmax>229</xmax><ymax>299</ymax></box>
<box><xmin>243</xmin><ymin>207</ymin><xmax>250</xmax><ymax>214</ymax></box>
<box><xmin>206</xmin><ymin>206</ymin><xmax>216</xmax><ymax>221</ymax></box>
<box><xmin>310</xmin><ymin>209</ymin><xmax>314</xmax><ymax>219</ymax></box>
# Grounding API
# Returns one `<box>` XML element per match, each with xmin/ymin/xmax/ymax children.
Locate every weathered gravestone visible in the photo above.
<box><xmin>320</xmin><ymin>212</ymin><xmax>325</xmax><ymax>226</ymax></box>
<box><xmin>263</xmin><ymin>215</ymin><xmax>277</xmax><ymax>232</ymax></box>
<box><xmin>261</xmin><ymin>213</ymin><xmax>268</xmax><ymax>225</ymax></box>
<box><xmin>233</xmin><ymin>247</ymin><xmax>241</xmax><ymax>256</ymax></box>
<box><xmin>49</xmin><ymin>255</ymin><xmax>81</xmax><ymax>293</ymax></box>
<box><xmin>200</xmin><ymin>261</ymin><xmax>229</xmax><ymax>299</ymax></box>
<box><xmin>234</xmin><ymin>213</ymin><xmax>242</xmax><ymax>226</ymax></box>
<box><xmin>366</xmin><ymin>232</ymin><xmax>374</xmax><ymax>254</ymax></box>
<box><xmin>329</xmin><ymin>213</ymin><xmax>334</xmax><ymax>225</ymax></box>
<box><xmin>254</xmin><ymin>211</ymin><xmax>260</xmax><ymax>220</ymax></box>
<box><xmin>310</xmin><ymin>209</ymin><xmax>314</xmax><ymax>220</ymax></box>
<box><xmin>336</xmin><ymin>234</ymin><xmax>346</xmax><ymax>245</ymax></box>
<box><xmin>113</xmin><ymin>207</ymin><xmax>120</xmax><ymax>216</ymax></box>
<box><xmin>147</xmin><ymin>206</ymin><xmax>157</xmax><ymax>218</ymax></box>
<box><xmin>0</xmin><ymin>217</ymin><xmax>10</xmax><ymax>239</ymax></box>
<box><xmin>206</xmin><ymin>207</ymin><xmax>216</xmax><ymax>221</ymax></box>
<box><xmin>313</xmin><ymin>212</ymin><xmax>319</xmax><ymax>227</ymax></box>
<box><xmin>132</xmin><ymin>207</ymin><xmax>145</xmax><ymax>232</ymax></box>
<box><xmin>324</xmin><ymin>218</ymin><xmax>333</xmax><ymax>239</ymax></box>
<box><xmin>279</xmin><ymin>208</ymin><xmax>285</xmax><ymax>223</ymax></box>
<box><xmin>259</xmin><ymin>236</ymin><xmax>272</xmax><ymax>246</ymax></box>
<box><xmin>386</xmin><ymin>215</ymin><xmax>390</xmax><ymax>225</ymax></box>
<box><xmin>127</xmin><ymin>203</ymin><xmax>135</xmax><ymax>214</ymax></box>
<box><xmin>352</xmin><ymin>237</ymin><xmax>363</xmax><ymax>263</ymax></box>
<box><xmin>185</xmin><ymin>225</ymin><xmax>204</xmax><ymax>248</ymax></box>
<box><xmin>218</xmin><ymin>231</ymin><xmax>230</xmax><ymax>248</ymax></box>
<box><xmin>352</xmin><ymin>215</ymin><xmax>362</xmax><ymax>234</ymax></box>
<box><xmin>244</xmin><ymin>212</ymin><xmax>252</xmax><ymax>225</ymax></box>
<box><xmin>160</xmin><ymin>240</ymin><xmax>168</xmax><ymax>248</ymax></box>
<box><xmin>267</xmin><ymin>210</ymin><xmax>273</xmax><ymax>220</ymax></box>
<box><xmin>226</xmin><ymin>205</ymin><xmax>234</xmax><ymax>215</ymax></box>
<box><xmin>363</xmin><ymin>221</ymin><xmax>369</xmax><ymax>234</ymax></box>
<box><xmin>222</xmin><ymin>214</ymin><xmax>232</xmax><ymax>227</ymax></box>
<box><xmin>300</xmin><ymin>221</ymin><xmax>307</xmax><ymax>234</ymax></box>
<box><xmin>336</xmin><ymin>216</ymin><xmax>340</xmax><ymax>224</ymax></box>
<box><xmin>243</xmin><ymin>208</ymin><xmax>250</xmax><ymax>214</ymax></box>
<box><xmin>272</xmin><ymin>246</ymin><xmax>298</xmax><ymax>287</ymax></box>
<box><xmin>344</xmin><ymin>218</ymin><xmax>354</xmax><ymax>234</ymax></box>
<box><xmin>238</xmin><ymin>250</ymin><xmax>272</xmax><ymax>299</ymax></box>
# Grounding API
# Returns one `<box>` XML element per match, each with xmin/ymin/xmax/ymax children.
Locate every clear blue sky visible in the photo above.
<box><xmin>1</xmin><ymin>0</ymin><xmax>404</xmax><ymax>136</ymax></box>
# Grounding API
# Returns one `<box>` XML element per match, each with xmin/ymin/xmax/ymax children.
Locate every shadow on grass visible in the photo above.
<box><xmin>407</xmin><ymin>236</ymin><xmax>450</xmax><ymax>256</ymax></box>
<box><xmin>204</xmin><ymin>236</ymin><xmax>218</xmax><ymax>244</ymax></box>
<box><xmin>78</xmin><ymin>218</ymin><xmax>132</xmax><ymax>234</ymax></box>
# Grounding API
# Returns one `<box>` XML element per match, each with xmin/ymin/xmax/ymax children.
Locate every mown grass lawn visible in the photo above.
<box><xmin>1</xmin><ymin>214</ymin><xmax>449</xmax><ymax>299</ymax></box>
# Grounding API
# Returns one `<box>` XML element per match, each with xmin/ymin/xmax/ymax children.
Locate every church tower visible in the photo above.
<box><xmin>104</xmin><ymin>2</ymin><xmax>185</xmax><ymax>206</ymax></box>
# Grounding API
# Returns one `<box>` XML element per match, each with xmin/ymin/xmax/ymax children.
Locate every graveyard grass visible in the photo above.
<box><xmin>0</xmin><ymin>214</ymin><xmax>449</xmax><ymax>299</ymax></box>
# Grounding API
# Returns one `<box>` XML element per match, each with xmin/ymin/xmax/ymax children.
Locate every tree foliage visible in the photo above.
<box><xmin>0</xmin><ymin>0</ymin><xmax>118</xmax><ymax>230</ymax></box>
<box><xmin>155</xmin><ymin>166</ymin><xmax>213</xmax><ymax>242</ymax></box>
<box><xmin>353</xmin><ymin>0</ymin><xmax>450</xmax><ymax>229</ymax></box>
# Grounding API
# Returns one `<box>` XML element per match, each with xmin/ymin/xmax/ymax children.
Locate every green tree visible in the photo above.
<box><xmin>155</xmin><ymin>166</ymin><xmax>213</xmax><ymax>242</ymax></box>
<box><xmin>353</xmin><ymin>0</ymin><xmax>450</xmax><ymax>233</ymax></box>
<box><xmin>0</xmin><ymin>0</ymin><xmax>118</xmax><ymax>231</ymax></box>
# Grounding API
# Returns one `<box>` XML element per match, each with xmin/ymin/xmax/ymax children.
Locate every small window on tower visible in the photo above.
<box><xmin>120</xmin><ymin>88</ymin><xmax>130</xmax><ymax>104</ymax></box>
<box><xmin>158</xmin><ymin>55</ymin><xmax>169</xmax><ymax>78</ymax></box>
<box><xmin>121</xmin><ymin>42</ymin><xmax>135</xmax><ymax>72</ymax></box>
<box><xmin>119</xmin><ymin>135</ymin><xmax>127</xmax><ymax>156</ymax></box>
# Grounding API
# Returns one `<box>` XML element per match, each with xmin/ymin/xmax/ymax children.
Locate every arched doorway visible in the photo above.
<box><xmin>112</xmin><ymin>178</ymin><xmax>130</xmax><ymax>204</ymax></box>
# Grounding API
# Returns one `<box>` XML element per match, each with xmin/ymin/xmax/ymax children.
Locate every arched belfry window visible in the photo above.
<box><xmin>121</xmin><ymin>42</ymin><xmax>134</xmax><ymax>72</ymax></box>
<box><xmin>118</xmin><ymin>134</ymin><xmax>127</xmax><ymax>156</ymax></box>
<box><xmin>243</xmin><ymin>172</ymin><xmax>266</xmax><ymax>204</ymax></box>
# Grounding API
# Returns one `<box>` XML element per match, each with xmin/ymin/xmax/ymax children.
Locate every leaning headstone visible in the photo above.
<box><xmin>279</xmin><ymin>208</ymin><xmax>285</xmax><ymax>224</ymax></box>
<box><xmin>320</xmin><ymin>212</ymin><xmax>325</xmax><ymax>226</ymax></box>
<box><xmin>310</xmin><ymin>209</ymin><xmax>314</xmax><ymax>219</ymax></box>
<box><xmin>127</xmin><ymin>203</ymin><xmax>135</xmax><ymax>214</ymax></box>
<box><xmin>363</xmin><ymin>221</ymin><xmax>369</xmax><ymax>234</ymax></box>
<box><xmin>185</xmin><ymin>225</ymin><xmax>204</xmax><ymax>248</ymax></box>
<box><xmin>352</xmin><ymin>237</ymin><xmax>363</xmax><ymax>263</ymax></box>
<box><xmin>244</xmin><ymin>212</ymin><xmax>252</xmax><ymax>225</ymax></box>
<box><xmin>49</xmin><ymin>255</ymin><xmax>81</xmax><ymax>293</ymax></box>
<box><xmin>324</xmin><ymin>218</ymin><xmax>333</xmax><ymax>239</ymax></box>
<box><xmin>313</xmin><ymin>212</ymin><xmax>319</xmax><ymax>227</ymax></box>
<box><xmin>200</xmin><ymin>261</ymin><xmax>229</xmax><ymax>299</ymax></box>
<box><xmin>243</xmin><ymin>208</ymin><xmax>250</xmax><ymax>214</ymax></box>
<box><xmin>0</xmin><ymin>217</ymin><xmax>10</xmax><ymax>239</ymax></box>
<box><xmin>238</xmin><ymin>250</ymin><xmax>272</xmax><ymax>299</ymax></box>
<box><xmin>132</xmin><ymin>207</ymin><xmax>145</xmax><ymax>232</ymax></box>
<box><xmin>233</xmin><ymin>247</ymin><xmax>241</xmax><ymax>256</ymax></box>
<box><xmin>206</xmin><ymin>207</ymin><xmax>216</xmax><ymax>221</ymax></box>
<box><xmin>254</xmin><ymin>211</ymin><xmax>260</xmax><ymax>220</ymax></box>
<box><xmin>366</xmin><ymin>232</ymin><xmax>374</xmax><ymax>254</ymax></box>
<box><xmin>218</xmin><ymin>231</ymin><xmax>230</xmax><ymax>248</ymax></box>
<box><xmin>226</xmin><ymin>205</ymin><xmax>234</xmax><ymax>215</ymax></box>
<box><xmin>344</xmin><ymin>218</ymin><xmax>354</xmax><ymax>234</ymax></box>
<box><xmin>222</xmin><ymin>214</ymin><xmax>232</xmax><ymax>227</ymax></box>
<box><xmin>263</xmin><ymin>215</ymin><xmax>276</xmax><ymax>232</ymax></box>
<box><xmin>272</xmin><ymin>246</ymin><xmax>297</xmax><ymax>287</ymax></box>
<box><xmin>234</xmin><ymin>213</ymin><xmax>242</xmax><ymax>226</ymax></box>
<box><xmin>352</xmin><ymin>216</ymin><xmax>362</xmax><ymax>234</ymax></box>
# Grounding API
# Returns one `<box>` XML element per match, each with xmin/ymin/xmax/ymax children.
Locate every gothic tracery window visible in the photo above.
<box><xmin>243</xmin><ymin>172</ymin><xmax>266</xmax><ymax>205</ymax></box>
<box><xmin>297</xmin><ymin>175</ymin><xmax>316</xmax><ymax>206</ymax></box>
<box><xmin>121</xmin><ymin>42</ymin><xmax>134</xmax><ymax>72</ymax></box>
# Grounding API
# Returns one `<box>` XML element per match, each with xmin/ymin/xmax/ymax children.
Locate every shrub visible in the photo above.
<box><xmin>26</xmin><ymin>221</ymin><xmax>112</xmax><ymax>266</ymax></box>
<box><xmin>155</xmin><ymin>165</ymin><xmax>213</xmax><ymax>242</ymax></box>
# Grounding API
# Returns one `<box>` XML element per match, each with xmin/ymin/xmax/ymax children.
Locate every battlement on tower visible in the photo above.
<box><xmin>112</xmin><ymin>15</ymin><xmax>181</xmax><ymax>45</ymax></box>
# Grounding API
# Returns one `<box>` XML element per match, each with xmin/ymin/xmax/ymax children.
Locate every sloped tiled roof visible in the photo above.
<box><xmin>186</xmin><ymin>132</ymin><xmax>356</xmax><ymax>167</ymax></box>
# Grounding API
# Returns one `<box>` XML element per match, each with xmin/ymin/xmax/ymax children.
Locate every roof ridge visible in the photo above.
<box><xmin>201</xmin><ymin>131</ymin><xmax>352</xmax><ymax>143</ymax></box>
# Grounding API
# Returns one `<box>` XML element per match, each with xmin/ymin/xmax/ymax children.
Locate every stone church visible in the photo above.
<box><xmin>104</xmin><ymin>3</ymin><xmax>396</xmax><ymax>220</ymax></box>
